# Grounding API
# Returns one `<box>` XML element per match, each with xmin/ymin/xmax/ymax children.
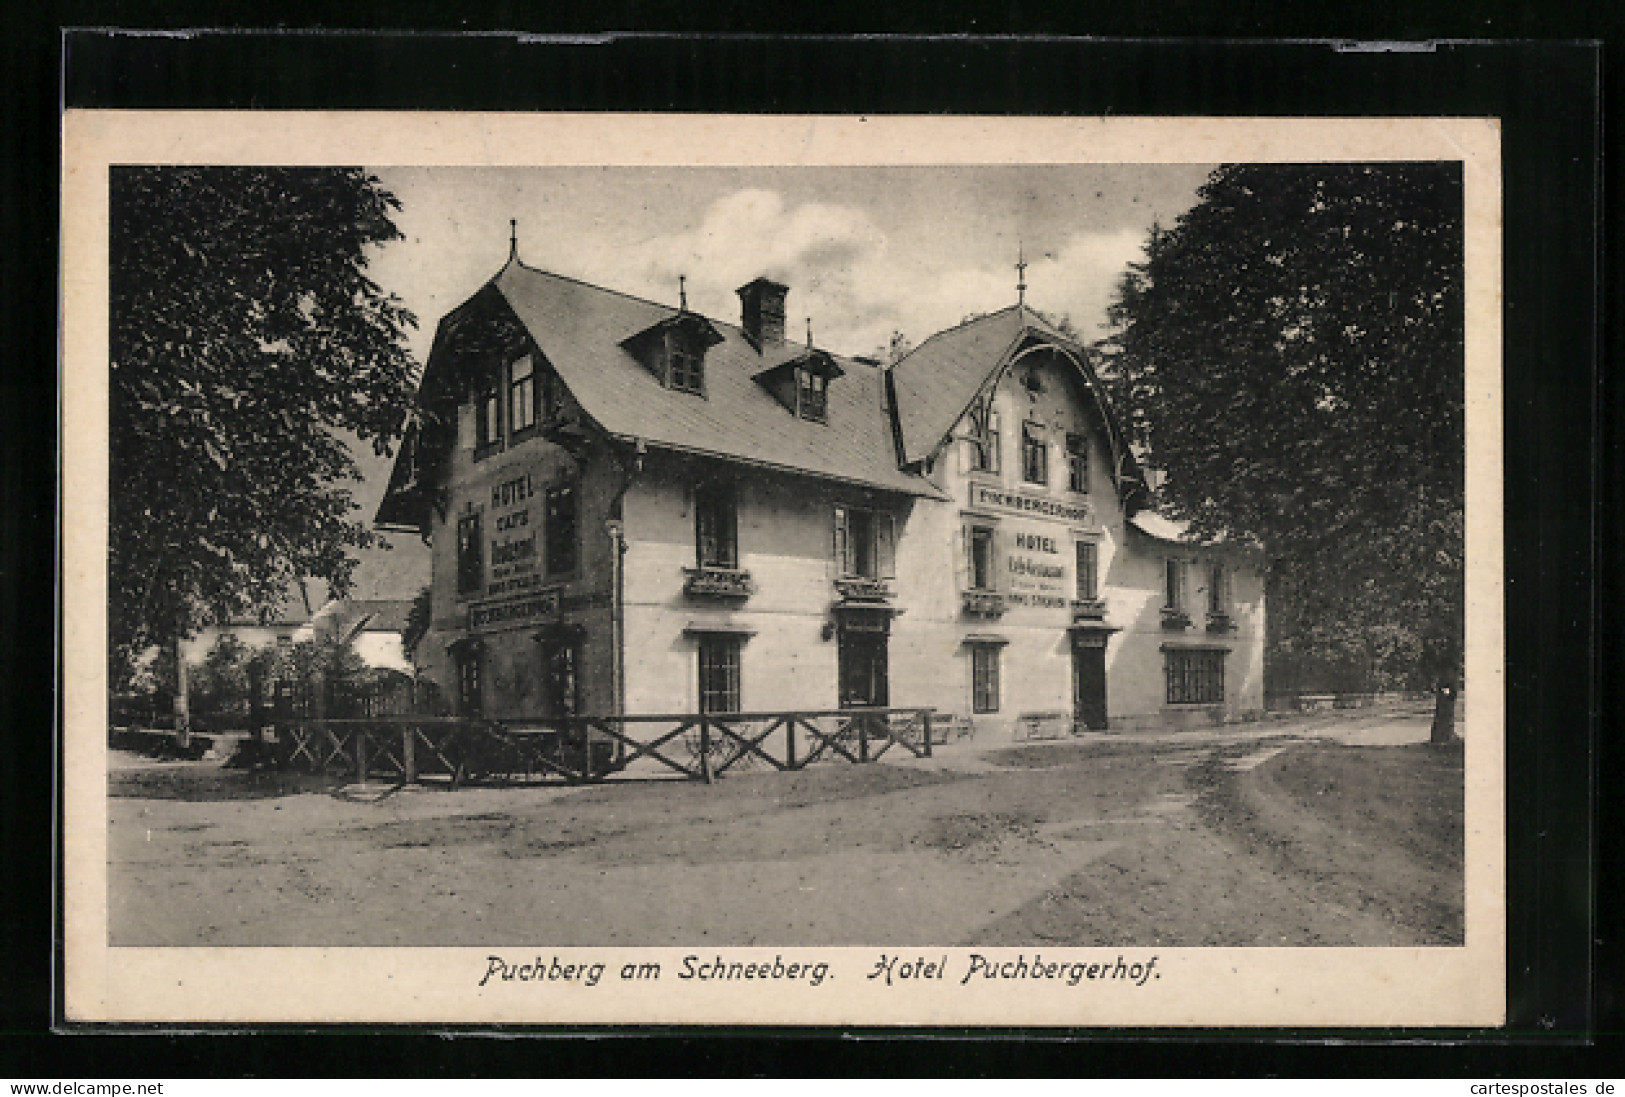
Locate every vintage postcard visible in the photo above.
<box><xmin>61</xmin><ymin>112</ymin><xmax>1504</xmax><ymax>1026</ymax></box>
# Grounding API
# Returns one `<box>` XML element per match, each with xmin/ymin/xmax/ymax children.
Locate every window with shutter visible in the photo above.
<box><xmin>833</xmin><ymin>506</ymin><xmax>849</xmax><ymax>575</ymax></box>
<box><xmin>876</xmin><ymin>514</ymin><xmax>896</xmax><ymax>578</ymax></box>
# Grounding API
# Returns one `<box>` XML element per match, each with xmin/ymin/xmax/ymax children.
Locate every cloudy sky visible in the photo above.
<box><xmin>366</xmin><ymin>164</ymin><xmax>1216</xmax><ymax>364</ymax></box>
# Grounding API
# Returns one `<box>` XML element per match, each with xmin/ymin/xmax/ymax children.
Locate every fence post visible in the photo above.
<box><xmin>785</xmin><ymin>718</ymin><xmax>797</xmax><ymax>770</ymax></box>
<box><xmin>923</xmin><ymin>711</ymin><xmax>933</xmax><ymax>758</ymax></box>
<box><xmin>698</xmin><ymin>717</ymin><xmax>713</xmax><ymax>784</ymax></box>
<box><xmin>355</xmin><ymin>727</ymin><xmax>367</xmax><ymax>784</ymax></box>
<box><xmin>858</xmin><ymin>714</ymin><xmax>870</xmax><ymax>764</ymax></box>
<box><xmin>403</xmin><ymin>725</ymin><xmax>417</xmax><ymax>784</ymax></box>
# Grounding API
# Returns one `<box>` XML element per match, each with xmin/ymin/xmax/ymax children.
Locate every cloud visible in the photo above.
<box><xmin>606</xmin><ymin>188</ymin><xmax>1152</xmax><ymax>357</ymax></box>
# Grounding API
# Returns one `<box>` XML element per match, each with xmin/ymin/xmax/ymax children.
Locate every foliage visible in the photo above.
<box><xmin>109</xmin><ymin>167</ymin><xmax>417</xmax><ymax>677</ymax></box>
<box><xmin>1100</xmin><ymin>164</ymin><xmax>1464</xmax><ymax>710</ymax></box>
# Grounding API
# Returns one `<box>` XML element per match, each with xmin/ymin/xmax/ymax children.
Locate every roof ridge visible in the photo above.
<box><xmin>510</xmin><ymin>259</ymin><xmax>777</xmax><ymax>344</ymax></box>
<box><xmin>887</xmin><ymin>304</ymin><xmax>1023</xmax><ymax>369</ymax></box>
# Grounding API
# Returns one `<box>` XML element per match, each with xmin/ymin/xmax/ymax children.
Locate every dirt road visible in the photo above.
<box><xmin>107</xmin><ymin>712</ymin><xmax>1463</xmax><ymax>947</ymax></box>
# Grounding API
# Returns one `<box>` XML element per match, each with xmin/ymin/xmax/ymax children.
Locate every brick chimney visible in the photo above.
<box><xmin>736</xmin><ymin>277</ymin><xmax>789</xmax><ymax>349</ymax></box>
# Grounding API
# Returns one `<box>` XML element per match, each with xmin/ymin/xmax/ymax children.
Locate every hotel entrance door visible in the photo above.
<box><xmin>1072</xmin><ymin>634</ymin><xmax>1108</xmax><ymax>730</ymax></box>
<box><xmin>838</xmin><ymin>626</ymin><xmax>889</xmax><ymax>708</ymax></box>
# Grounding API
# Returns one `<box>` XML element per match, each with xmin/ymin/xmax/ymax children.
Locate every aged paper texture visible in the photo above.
<box><xmin>63</xmin><ymin>112</ymin><xmax>1504</xmax><ymax>1026</ymax></box>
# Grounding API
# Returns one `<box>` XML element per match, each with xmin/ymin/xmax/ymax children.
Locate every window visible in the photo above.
<box><xmin>1075</xmin><ymin>540</ymin><xmax>1099</xmax><ymax>601</ymax></box>
<box><xmin>967</xmin><ymin>404</ymin><xmax>1001</xmax><ymax>473</ymax></box>
<box><xmin>695</xmin><ymin>482</ymin><xmax>739</xmax><ymax>569</ymax></box>
<box><xmin>509</xmin><ymin>354</ymin><xmax>536</xmax><ymax>434</ymax></box>
<box><xmin>1066</xmin><ymin>432</ymin><xmax>1089</xmax><ymax>493</ymax></box>
<box><xmin>539</xmin><ymin>640</ymin><xmax>580</xmax><ymax>718</ymax></box>
<box><xmin>456</xmin><ymin>513</ymin><xmax>483</xmax><ymax>595</ymax></box>
<box><xmin>1021</xmin><ymin>421</ymin><xmax>1048</xmax><ymax>484</ymax></box>
<box><xmin>971</xmin><ymin>644</ymin><xmax>1001</xmax><ymax>714</ymax></box>
<box><xmin>1166</xmin><ymin>648</ymin><xmax>1225</xmax><ymax>705</ymax></box>
<box><xmin>475</xmin><ymin>367</ymin><xmax>502</xmax><ymax>453</ymax></box>
<box><xmin>698</xmin><ymin>635</ymin><xmax>741</xmax><ymax>714</ymax></box>
<box><xmin>545</xmin><ymin>483</ymin><xmax>578</xmax><ymax>576</ymax></box>
<box><xmin>834</xmin><ymin>506</ymin><xmax>896</xmax><ymax>579</ymax></box>
<box><xmin>796</xmin><ymin>368</ymin><xmax>828</xmax><ymax>421</ymax></box>
<box><xmin>1208</xmin><ymin>563</ymin><xmax>1229</xmax><ymax>616</ymax></box>
<box><xmin>668</xmin><ymin>333</ymin><xmax>704</xmax><ymax>394</ymax></box>
<box><xmin>1164</xmin><ymin>559</ymin><xmax>1187</xmax><ymax>611</ymax></box>
<box><xmin>967</xmin><ymin>525</ymin><xmax>997</xmax><ymax>591</ymax></box>
<box><xmin>455</xmin><ymin>646</ymin><xmax>483</xmax><ymax>716</ymax></box>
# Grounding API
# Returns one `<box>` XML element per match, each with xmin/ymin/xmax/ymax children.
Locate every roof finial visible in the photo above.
<box><xmin>679</xmin><ymin>274</ymin><xmax>688</xmax><ymax>311</ymax></box>
<box><xmin>509</xmin><ymin>219</ymin><xmax>519</xmax><ymax>262</ymax></box>
<box><xmin>806</xmin><ymin>317</ymin><xmax>814</xmax><ymax>348</ymax></box>
<box><xmin>1016</xmin><ymin>240</ymin><xmax>1028</xmax><ymax>307</ymax></box>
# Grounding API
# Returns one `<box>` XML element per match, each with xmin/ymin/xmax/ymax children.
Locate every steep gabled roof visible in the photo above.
<box><xmin>889</xmin><ymin>306</ymin><xmax>1035</xmax><ymax>465</ymax></box>
<box><xmin>378</xmin><ymin>261</ymin><xmax>939</xmax><ymax>533</ymax></box>
<box><xmin>887</xmin><ymin>305</ymin><xmax>1153</xmax><ymax>511</ymax></box>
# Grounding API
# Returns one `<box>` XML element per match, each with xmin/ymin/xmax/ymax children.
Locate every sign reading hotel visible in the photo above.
<box><xmin>487</xmin><ymin>470</ymin><xmax>541</xmax><ymax>598</ymax></box>
<box><xmin>970</xmin><ymin>484</ymin><xmax>1095</xmax><ymax>527</ymax></box>
<box><xmin>1005</xmin><ymin>527</ymin><xmax>1070</xmax><ymax>609</ymax></box>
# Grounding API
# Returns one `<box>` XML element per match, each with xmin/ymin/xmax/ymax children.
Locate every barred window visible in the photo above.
<box><xmin>1075</xmin><ymin>540</ymin><xmax>1098</xmax><ymax>601</ymax></box>
<box><xmin>456</xmin><ymin>512</ymin><xmax>483</xmax><ymax>595</ymax></box>
<box><xmin>1166</xmin><ymin>648</ymin><xmax>1225</xmax><ymax>705</ymax></box>
<box><xmin>971</xmin><ymin>644</ymin><xmax>1001</xmax><ymax>714</ymax></box>
<box><xmin>698</xmin><ymin>636</ymin><xmax>741</xmax><ymax>714</ymax></box>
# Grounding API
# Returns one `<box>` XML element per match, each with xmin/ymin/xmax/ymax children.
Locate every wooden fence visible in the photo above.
<box><xmin>269</xmin><ymin>707</ymin><xmax>936</xmax><ymax>787</ymax></box>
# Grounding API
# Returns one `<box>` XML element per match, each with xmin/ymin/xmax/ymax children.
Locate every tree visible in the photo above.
<box><xmin>1101</xmin><ymin>164</ymin><xmax>1463</xmax><ymax>743</ymax></box>
<box><xmin>109</xmin><ymin>168</ymin><xmax>417</xmax><ymax>682</ymax></box>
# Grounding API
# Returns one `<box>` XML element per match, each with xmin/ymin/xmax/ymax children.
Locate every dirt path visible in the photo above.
<box><xmin>107</xmin><ymin>716</ymin><xmax>1463</xmax><ymax>947</ymax></box>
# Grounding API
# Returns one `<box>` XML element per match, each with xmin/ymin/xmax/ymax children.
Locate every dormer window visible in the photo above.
<box><xmin>668</xmin><ymin>332</ymin><xmax>704</xmax><ymax>395</ymax></box>
<box><xmin>755</xmin><ymin>349</ymin><xmax>843</xmax><ymax>422</ymax></box>
<box><xmin>796</xmin><ymin>368</ymin><xmax>828</xmax><ymax>421</ymax></box>
<box><xmin>622</xmin><ymin>312</ymin><xmax>724</xmax><ymax>397</ymax></box>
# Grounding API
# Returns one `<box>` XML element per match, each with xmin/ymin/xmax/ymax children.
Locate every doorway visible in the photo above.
<box><xmin>1072</xmin><ymin>636</ymin><xmax>1108</xmax><ymax>730</ymax></box>
<box><xmin>838</xmin><ymin>624</ymin><xmax>889</xmax><ymax>708</ymax></box>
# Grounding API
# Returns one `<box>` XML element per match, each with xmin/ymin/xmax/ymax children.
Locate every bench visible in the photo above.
<box><xmin>1015</xmin><ymin>711</ymin><xmax>1072</xmax><ymax>741</ymax></box>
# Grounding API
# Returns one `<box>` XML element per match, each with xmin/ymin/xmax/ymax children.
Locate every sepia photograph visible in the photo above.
<box><xmin>62</xmin><ymin>113</ymin><xmax>1504</xmax><ymax>1026</ymax></box>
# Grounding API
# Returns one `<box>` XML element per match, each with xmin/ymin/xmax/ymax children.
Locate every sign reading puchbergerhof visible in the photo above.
<box><xmin>970</xmin><ymin>484</ymin><xmax>1095</xmax><ymax>525</ymax></box>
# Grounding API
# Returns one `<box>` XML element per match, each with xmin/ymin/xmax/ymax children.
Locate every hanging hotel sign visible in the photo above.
<box><xmin>970</xmin><ymin>484</ymin><xmax>1094</xmax><ymax>526</ymax></box>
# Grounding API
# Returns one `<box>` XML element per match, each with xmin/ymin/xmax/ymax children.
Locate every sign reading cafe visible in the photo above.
<box><xmin>487</xmin><ymin>471</ymin><xmax>540</xmax><ymax>597</ymax></box>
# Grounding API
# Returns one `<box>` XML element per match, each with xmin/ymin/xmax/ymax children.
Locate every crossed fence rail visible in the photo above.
<box><xmin>269</xmin><ymin>707</ymin><xmax>936</xmax><ymax>787</ymax></box>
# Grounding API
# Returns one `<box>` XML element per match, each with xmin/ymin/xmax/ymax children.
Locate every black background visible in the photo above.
<box><xmin>1</xmin><ymin>8</ymin><xmax>1614</xmax><ymax>1080</ymax></box>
